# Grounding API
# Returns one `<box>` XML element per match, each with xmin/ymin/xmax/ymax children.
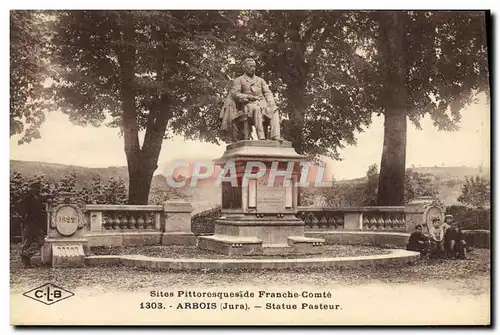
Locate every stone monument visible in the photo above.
<box><xmin>405</xmin><ymin>196</ymin><xmax>445</xmax><ymax>234</ymax></box>
<box><xmin>199</xmin><ymin>58</ymin><xmax>325</xmax><ymax>256</ymax></box>
<box><xmin>40</xmin><ymin>192</ymin><xmax>88</xmax><ymax>267</ymax></box>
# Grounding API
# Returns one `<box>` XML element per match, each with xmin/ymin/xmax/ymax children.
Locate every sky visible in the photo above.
<box><xmin>9</xmin><ymin>92</ymin><xmax>490</xmax><ymax>181</ymax></box>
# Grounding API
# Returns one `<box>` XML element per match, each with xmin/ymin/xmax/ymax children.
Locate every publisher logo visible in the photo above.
<box><xmin>23</xmin><ymin>283</ymin><xmax>74</xmax><ymax>305</ymax></box>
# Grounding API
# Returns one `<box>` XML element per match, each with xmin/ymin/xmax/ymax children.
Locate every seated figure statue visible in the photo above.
<box><xmin>219</xmin><ymin>58</ymin><xmax>282</xmax><ymax>142</ymax></box>
<box><xmin>219</xmin><ymin>91</ymin><xmax>252</xmax><ymax>142</ymax></box>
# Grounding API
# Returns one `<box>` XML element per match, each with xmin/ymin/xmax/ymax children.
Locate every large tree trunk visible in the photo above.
<box><xmin>124</xmin><ymin>99</ymin><xmax>169</xmax><ymax>205</ymax></box>
<box><xmin>287</xmin><ymin>93</ymin><xmax>307</xmax><ymax>154</ymax></box>
<box><xmin>115</xmin><ymin>17</ymin><xmax>173</xmax><ymax>205</ymax></box>
<box><xmin>377</xmin><ymin>112</ymin><xmax>407</xmax><ymax>205</ymax></box>
<box><xmin>376</xmin><ymin>12</ymin><xmax>408</xmax><ymax>206</ymax></box>
<box><xmin>117</xmin><ymin>17</ymin><xmax>158</xmax><ymax>205</ymax></box>
<box><xmin>127</xmin><ymin>155</ymin><xmax>157</xmax><ymax>205</ymax></box>
<box><xmin>284</xmin><ymin>62</ymin><xmax>308</xmax><ymax>154</ymax></box>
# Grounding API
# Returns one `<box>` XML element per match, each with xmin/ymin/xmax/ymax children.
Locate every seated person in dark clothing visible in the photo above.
<box><xmin>444</xmin><ymin>221</ymin><xmax>467</xmax><ymax>259</ymax></box>
<box><xmin>443</xmin><ymin>214</ymin><xmax>453</xmax><ymax>234</ymax></box>
<box><xmin>406</xmin><ymin>224</ymin><xmax>430</xmax><ymax>254</ymax></box>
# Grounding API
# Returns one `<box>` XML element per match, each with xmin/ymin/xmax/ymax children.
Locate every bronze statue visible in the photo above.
<box><xmin>220</xmin><ymin>58</ymin><xmax>282</xmax><ymax>142</ymax></box>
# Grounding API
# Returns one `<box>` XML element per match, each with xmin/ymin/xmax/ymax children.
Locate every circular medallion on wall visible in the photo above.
<box><xmin>53</xmin><ymin>204</ymin><xmax>81</xmax><ymax>236</ymax></box>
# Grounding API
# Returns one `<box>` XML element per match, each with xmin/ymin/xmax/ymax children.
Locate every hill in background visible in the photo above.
<box><xmin>10</xmin><ymin>160</ymin><xmax>490</xmax><ymax>211</ymax></box>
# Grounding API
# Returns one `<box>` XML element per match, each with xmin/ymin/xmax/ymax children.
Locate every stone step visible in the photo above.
<box><xmin>261</xmin><ymin>244</ymin><xmax>298</xmax><ymax>256</ymax></box>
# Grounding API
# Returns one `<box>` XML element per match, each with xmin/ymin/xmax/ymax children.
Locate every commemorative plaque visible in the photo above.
<box><xmin>53</xmin><ymin>204</ymin><xmax>81</xmax><ymax>236</ymax></box>
<box><xmin>256</xmin><ymin>179</ymin><xmax>286</xmax><ymax>213</ymax></box>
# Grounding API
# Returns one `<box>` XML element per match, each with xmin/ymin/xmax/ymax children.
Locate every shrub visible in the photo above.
<box><xmin>446</xmin><ymin>205</ymin><xmax>490</xmax><ymax>231</ymax></box>
<box><xmin>191</xmin><ymin>205</ymin><xmax>221</xmax><ymax>235</ymax></box>
<box><xmin>10</xmin><ymin>172</ymin><xmax>128</xmax><ymax>240</ymax></box>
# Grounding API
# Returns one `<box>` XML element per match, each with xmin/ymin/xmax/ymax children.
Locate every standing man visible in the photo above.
<box><xmin>18</xmin><ymin>181</ymin><xmax>47</xmax><ymax>266</ymax></box>
<box><xmin>230</xmin><ymin>58</ymin><xmax>282</xmax><ymax>141</ymax></box>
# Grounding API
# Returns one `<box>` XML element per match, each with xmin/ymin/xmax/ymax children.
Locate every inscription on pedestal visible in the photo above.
<box><xmin>52</xmin><ymin>245</ymin><xmax>85</xmax><ymax>267</ymax></box>
<box><xmin>256</xmin><ymin>180</ymin><xmax>285</xmax><ymax>213</ymax></box>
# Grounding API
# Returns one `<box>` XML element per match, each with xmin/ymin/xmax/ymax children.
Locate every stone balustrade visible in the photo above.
<box><xmin>298</xmin><ymin>206</ymin><xmax>407</xmax><ymax>232</ymax></box>
<box><xmin>85</xmin><ymin>205</ymin><xmax>164</xmax><ymax>232</ymax></box>
<box><xmin>83</xmin><ymin>201</ymin><xmax>196</xmax><ymax>247</ymax></box>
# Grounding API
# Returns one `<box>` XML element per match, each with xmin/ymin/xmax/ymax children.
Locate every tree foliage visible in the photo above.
<box><xmin>404</xmin><ymin>169</ymin><xmax>439</xmax><ymax>204</ymax></box>
<box><xmin>457</xmin><ymin>175</ymin><xmax>490</xmax><ymax>208</ymax></box>
<box><xmin>149</xmin><ymin>183</ymin><xmax>186</xmax><ymax>205</ymax></box>
<box><xmin>10</xmin><ymin>171</ymin><xmax>128</xmax><ymax>239</ymax></box>
<box><xmin>47</xmin><ymin>10</ymin><xmax>241</xmax><ymax>204</ymax></box>
<box><xmin>364</xmin><ymin>164</ymin><xmax>379</xmax><ymax>205</ymax></box>
<box><xmin>10</xmin><ymin>11</ymin><xmax>52</xmax><ymax>143</ymax></box>
<box><xmin>11</xmin><ymin>10</ymin><xmax>490</xmax><ymax>206</ymax></box>
<box><xmin>369</xmin><ymin>11</ymin><xmax>490</xmax><ymax>205</ymax></box>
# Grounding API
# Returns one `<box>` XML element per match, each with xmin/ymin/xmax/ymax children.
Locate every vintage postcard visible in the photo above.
<box><xmin>9</xmin><ymin>9</ymin><xmax>491</xmax><ymax>326</ymax></box>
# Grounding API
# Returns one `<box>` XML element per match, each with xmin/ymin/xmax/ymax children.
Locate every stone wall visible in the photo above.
<box><xmin>463</xmin><ymin>230</ymin><xmax>490</xmax><ymax>249</ymax></box>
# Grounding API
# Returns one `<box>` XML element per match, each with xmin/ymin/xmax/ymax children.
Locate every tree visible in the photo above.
<box><xmin>370</xmin><ymin>11</ymin><xmax>490</xmax><ymax>205</ymax></box>
<box><xmin>404</xmin><ymin>169</ymin><xmax>439</xmax><ymax>204</ymax></box>
<box><xmin>225</xmin><ymin>11</ymin><xmax>489</xmax><ymax>206</ymax></box>
<box><xmin>457</xmin><ymin>175</ymin><xmax>490</xmax><ymax>208</ymax></box>
<box><xmin>47</xmin><ymin>10</ymin><xmax>240</xmax><ymax>204</ymax></box>
<box><xmin>12</xmin><ymin>11</ymin><xmax>490</xmax><ymax>207</ymax></box>
<box><xmin>10</xmin><ymin>11</ymin><xmax>52</xmax><ymax>143</ymax></box>
<box><xmin>363</xmin><ymin>164</ymin><xmax>379</xmax><ymax>205</ymax></box>
<box><xmin>149</xmin><ymin>184</ymin><xmax>186</xmax><ymax>205</ymax></box>
<box><xmin>237</xmin><ymin>11</ymin><xmax>374</xmax><ymax>158</ymax></box>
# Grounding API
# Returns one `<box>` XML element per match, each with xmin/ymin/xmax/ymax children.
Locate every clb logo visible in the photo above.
<box><xmin>23</xmin><ymin>283</ymin><xmax>74</xmax><ymax>305</ymax></box>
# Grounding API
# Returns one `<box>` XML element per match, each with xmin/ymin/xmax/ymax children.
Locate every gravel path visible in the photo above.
<box><xmin>10</xmin><ymin>244</ymin><xmax>490</xmax><ymax>295</ymax></box>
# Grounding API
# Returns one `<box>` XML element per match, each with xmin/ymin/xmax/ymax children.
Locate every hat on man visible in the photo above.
<box><xmin>242</xmin><ymin>58</ymin><xmax>256</xmax><ymax>65</ymax></box>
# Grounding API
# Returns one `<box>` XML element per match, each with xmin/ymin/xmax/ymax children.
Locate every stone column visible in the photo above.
<box><xmin>161</xmin><ymin>199</ymin><xmax>196</xmax><ymax>246</ymax></box>
<box><xmin>89</xmin><ymin>211</ymin><xmax>102</xmax><ymax>232</ymax></box>
<box><xmin>344</xmin><ymin>212</ymin><xmax>363</xmax><ymax>230</ymax></box>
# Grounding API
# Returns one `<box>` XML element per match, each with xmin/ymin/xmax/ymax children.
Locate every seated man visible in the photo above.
<box><xmin>444</xmin><ymin>221</ymin><xmax>467</xmax><ymax>259</ymax></box>
<box><xmin>443</xmin><ymin>214</ymin><xmax>453</xmax><ymax>233</ymax></box>
<box><xmin>406</xmin><ymin>224</ymin><xmax>430</xmax><ymax>255</ymax></box>
<box><xmin>219</xmin><ymin>93</ymin><xmax>252</xmax><ymax>142</ymax></box>
<box><xmin>230</xmin><ymin>58</ymin><xmax>282</xmax><ymax>141</ymax></box>
<box><xmin>428</xmin><ymin>217</ymin><xmax>445</xmax><ymax>257</ymax></box>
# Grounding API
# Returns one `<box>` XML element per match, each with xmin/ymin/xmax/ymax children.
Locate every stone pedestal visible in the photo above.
<box><xmin>198</xmin><ymin>140</ymin><xmax>325</xmax><ymax>256</ymax></box>
<box><xmin>405</xmin><ymin>196</ymin><xmax>445</xmax><ymax>233</ymax></box>
<box><xmin>162</xmin><ymin>199</ymin><xmax>196</xmax><ymax>245</ymax></box>
<box><xmin>40</xmin><ymin>198</ymin><xmax>88</xmax><ymax>267</ymax></box>
<box><xmin>41</xmin><ymin>238</ymin><xmax>88</xmax><ymax>267</ymax></box>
